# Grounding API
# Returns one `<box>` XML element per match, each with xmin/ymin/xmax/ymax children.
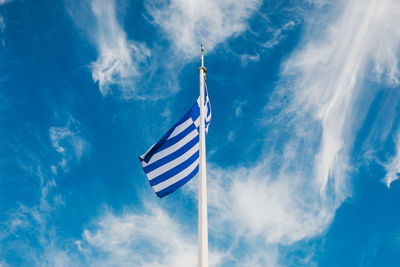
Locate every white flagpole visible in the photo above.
<box><xmin>198</xmin><ymin>42</ymin><xmax>208</xmax><ymax>267</ymax></box>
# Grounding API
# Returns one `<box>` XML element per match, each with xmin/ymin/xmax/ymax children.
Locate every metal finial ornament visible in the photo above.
<box><xmin>199</xmin><ymin>42</ymin><xmax>207</xmax><ymax>73</ymax></box>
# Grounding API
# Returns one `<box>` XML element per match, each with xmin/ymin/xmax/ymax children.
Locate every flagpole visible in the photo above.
<box><xmin>198</xmin><ymin>42</ymin><xmax>208</xmax><ymax>267</ymax></box>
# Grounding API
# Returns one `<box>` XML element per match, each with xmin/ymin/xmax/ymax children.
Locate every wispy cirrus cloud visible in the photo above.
<box><xmin>183</xmin><ymin>163</ymin><xmax>333</xmax><ymax>266</ymax></box>
<box><xmin>67</xmin><ymin>0</ymin><xmax>152</xmax><ymax>99</ymax></box>
<box><xmin>7</xmin><ymin>116</ymin><xmax>89</xmax><ymax>231</ymax></box>
<box><xmin>0</xmin><ymin>16</ymin><xmax>4</xmax><ymax>32</ymax></box>
<box><xmin>0</xmin><ymin>0</ymin><xmax>9</xmax><ymax>47</ymax></box>
<box><xmin>49</xmin><ymin>117</ymin><xmax>89</xmax><ymax>173</ymax></box>
<box><xmin>146</xmin><ymin>0</ymin><xmax>262</xmax><ymax>60</ymax></box>
<box><xmin>1</xmin><ymin>165</ymin><xmax>71</xmax><ymax>265</ymax></box>
<box><xmin>0</xmin><ymin>115</ymin><xmax>89</xmax><ymax>265</ymax></box>
<box><xmin>68</xmin><ymin>0</ymin><xmax>265</xmax><ymax>100</ymax></box>
<box><xmin>263</xmin><ymin>21</ymin><xmax>295</xmax><ymax>49</ymax></box>
<box><xmin>281</xmin><ymin>0</ymin><xmax>400</xmax><ymax>193</ymax></box>
<box><xmin>383</xmin><ymin>132</ymin><xmax>400</xmax><ymax>187</ymax></box>
<box><xmin>238</xmin><ymin>17</ymin><xmax>298</xmax><ymax>67</ymax></box>
<box><xmin>240</xmin><ymin>53</ymin><xmax>260</xmax><ymax>67</ymax></box>
<box><xmin>76</xmin><ymin>205</ymin><xmax>223</xmax><ymax>267</ymax></box>
<box><xmin>184</xmin><ymin>0</ymin><xmax>400</xmax><ymax>264</ymax></box>
<box><xmin>90</xmin><ymin>0</ymin><xmax>150</xmax><ymax>98</ymax></box>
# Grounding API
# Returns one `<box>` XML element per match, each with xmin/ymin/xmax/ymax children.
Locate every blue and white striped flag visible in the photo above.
<box><xmin>139</xmin><ymin>84</ymin><xmax>211</xmax><ymax>198</ymax></box>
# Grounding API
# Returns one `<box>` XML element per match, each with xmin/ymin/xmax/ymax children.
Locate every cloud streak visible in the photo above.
<box><xmin>0</xmin><ymin>116</ymin><xmax>89</xmax><ymax>265</ymax></box>
<box><xmin>146</xmin><ymin>0</ymin><xmax>262</xmax><ymax>59</ymax></box>
<box><xmin>0</xmin><ymin>16</ymin><xmax>4</xmax><ymax>32</ymax></box>
<box><xmin>383</xmin><ymin>132</ymin><xmax>400</xmax><ymax>187</ymax></box>
<box><xmin>0</xmin><ymin>0</ymin><xmax>8</xmax><ymax>46</ymax></box>
<box><xmin>49</xmin><ymin>117</ymin><xmax>89</xmax><ymax>173</ymax></box>
<box><xmin>181</xmin><ymin>0</ymin><xmax>400</xmax><ymax>264</ymax></box>
<box><xmin>90</xmin><ymin>0</ymin><xmax>151</xmax><ymax>98</ymax></box>
<box><xmin>69</xmin><ymin>0</ymin><xmax>265</xmax><ymax>100</ymax></box>
<box><xmin>77</xmin><ymin>205</ymin><xmax>223</xmax><ymax>267</ymax></box>
<box><xmin>282</xmin><ymin>0</ymin><xmax>400</xmax><ymax>192</ymax></box>
<box><xmin>263</xmin><ymin>21</ymin><xmax>295</xmax><ymax>49</ymax></box>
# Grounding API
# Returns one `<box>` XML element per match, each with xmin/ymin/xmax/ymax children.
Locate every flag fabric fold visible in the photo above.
<box><xmin>139</xmin><ymin>84</ymin><xmax>211</xmax><ymax>198</ymax></box>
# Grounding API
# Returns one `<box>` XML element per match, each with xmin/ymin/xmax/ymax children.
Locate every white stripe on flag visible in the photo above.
<box><xmin>147</xmin><ymin>144</ymin><xmax>199</xmax><ymax>180</ymax></box>
<box><xmin>153</xmin><ymin>159</ymin><xmax>199</xmax><ymax>192</ymax></box>
<box><xmin>141</xmin><ymin>129</ymin><xmax>198</xmax><ymax>167</ymax></box>
<box><xmin>168</xmin><ymin>118</ymin><xmax>193</xmax><ymax>139</ymax></box>
<box><xmin>194</xmin><ymin>117</ymin><xmax>200</xmax><ymax>128</ymax></box>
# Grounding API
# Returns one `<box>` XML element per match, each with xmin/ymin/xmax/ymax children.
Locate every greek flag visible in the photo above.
<box><xmin>139</xmin><ymin>85</ymin><xmax>211</xmax><ymax>198</ymax></box>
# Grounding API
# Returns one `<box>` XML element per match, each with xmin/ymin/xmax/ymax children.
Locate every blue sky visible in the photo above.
<box><xmin>0</xmin><ymin>0</ymin><xmax>400</xmax><ymax>266</ymax></box>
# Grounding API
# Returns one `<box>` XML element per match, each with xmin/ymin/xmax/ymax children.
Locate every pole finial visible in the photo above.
<box><xmin>200</xmin><ymin>42</ymin><xmax>205</xmax><ymax>68</ymax></box>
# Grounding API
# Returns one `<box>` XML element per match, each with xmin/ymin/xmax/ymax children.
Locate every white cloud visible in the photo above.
<box><xmin>279</xmin><ymin>0</ymin><xmax>400</xmax><ymax>195</ymax></box>
<box><xmin>240</xmin><ymin>54</ymin><xmax>260</xmax><ymax>67</ymax></box>
<box><xmin>0</xmin><ymin>1</ymin><xmax>6</xmax><ymax>40</ymax></box>
<box><xmin>239</xmin><ymin>18</ymin><xmax>297</xmax><ymax>67</ymax></box>
<box><xmin>1</xmin><ymin>141</ymin><xmax>78</xmax><ymax>266</ymax></box>
<box><xmin>305</xmin><ymin>0</ymin><xmax>330</xmax><ymax>8</ymax></box>
<box><xmin>0</xmin><ymin>135</ymin><xmax>81</xmax><ymax>265</ymax></box>
<box><xmin>227</xmin><ymin>131</ymin><xmax>235</xmax><ymax>141</ymax></box>
<box><xmin>263</xmin><ymin>21</ymin><xmax>295</xmax><ymax>49</ymax></box>
<box><xmin>3</xmin><ymin>187</ymin><xmax>71</xmax><ymax>266</ymax></box>
<box><xmin>185</xmin><ymin>0</ymin><xmax>400</xmax><ymax>264</ymax></box>
<box><xmin>0</xmin><ymin>0</ymin><xmax>10</xmax><ymax>32</ymax></box>
<box><xmin>0</xmin><ymin>16</ymin><xmax>5</xmax><ymax>32</ymax></box>
<box><xmin>234</xmin><ymin>100</ymin><xmax>247</xmax><ymax>117</ymax></box>
<box><xmin>5</xmin><ymin>166</ymin><xmax>62</xmax><ymax>235</ymax></box>
<box><xmin>69</xmin><ymin>0</ymin><xmax>262</xmax><ymax>99</ymax></box>
<box><xmin>206</xmin><ymin>165</ymin><xmax>334</xmax><ymax>245</ymax></box>
<box><xmin>49</xmin><ymin>117</ymin><xmax>89</xmax><ymax>172</ymax></box>
<box><xmin>90</xmin><ymin>0</ymin><xmax>150</xmax><ymax>98</ymax></box>
<box><xmin>77</xmin><ymin>206</ymin><xmax>223</xmax><ymax>267</ymax></box>
<box><xmin>146</xmin><ymin>0</ymin><xmax>262</xmax><ymax>59</ymax></box>
<box><xmin>383</xmin><ymin>132</ymin><xmax>400</xmax><ymax>187</ymax></box>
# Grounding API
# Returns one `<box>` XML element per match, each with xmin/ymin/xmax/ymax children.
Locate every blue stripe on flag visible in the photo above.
<box><xmin>140</xmin><ymin>109</ymin><xmax>193</xmax><ymax>163</ymax></box>
<box><xmin>149</xmin><ymin>150</ymin><xmax>199</xmax><ymax>186</ymax></box>
<box><xmin>191</xmin><ymin>104</ymin><xmax>200</xmax><ymax>121</ymax></box>
<box><xmin>157</xmin><ymin>123</ymin><xmax>196</xmax><ymax>153</ymax></box>
<box><xmin>155</xmin><ymin>165</ymin><xmax>199</xmax><ymax>198</ymax></box>
<box><xmin>143</xmin><ymin>135</ymin><xmax>199</xmax><ymax>173</ymax></box>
